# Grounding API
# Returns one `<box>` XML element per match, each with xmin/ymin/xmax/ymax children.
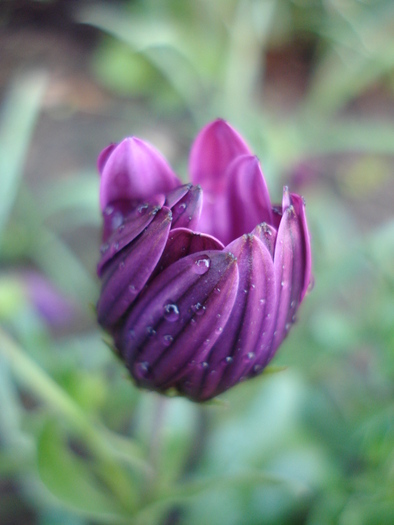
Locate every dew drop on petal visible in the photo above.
<box><xmin>163</xmin><ymin>334</ymin><xmax>173</xmax><ymax>346</ymax></box>
<box><xmin>104</xmin><ymin>205</ymin><xmax>114</xmax><ymax>216</ymax></box>
<box><xmin>119</xmin><ymin>261</ymin><xmax>125</xmax><ymax>270</ymax></box>
<box><xmin>200</xmin><ymin>361</ymin><xmax>209</xmax><ymax>369</ymax></box>
<box><xmin>225</xmin><ymin>356</ymin><xmax>233</xmax><ymax>363</ymax></box>
<box><xmin>128</xmin><ymin>284</ymin><xmax>136</xmax><ymax>293</ymax></box>
<box><xmin>100</xmin><ymin>243</ymin><xmax>109</xmax><ymax>254</ymax></box>
<box><xmin>191</xmin><ymin>302</ymin><xmax>206</xmax><ymax>316</ymax></box>
<box><xmin>146</xmin><ymin>326</ymin><xmax>156</xmax><ymax>337</ymax></box>
<box><xmin>137</xmin><ymin>204</ymin><xmax>149</xmax><ymax>215</ymax></box>
<box><xmin>163</xmin><ymin>302</ymin><xmax>180</xmax><ymax>322</ymax></box>
<box><xmin>178</xmin><ymin>203</ymin><xmax>187</xmax><ymax>211</ymax></box>
<box><xmin>193</xmin><ymin>255</ymin><xmax>211</xmax><ymax>275</ymax></box>
<box><xmin>134</xmin><ymin>361</ymin><xmax>150</xmax><ymax>380</ymax></box>
<box><xmin>253</xmin><ymin>364</ymin><xmax>262</xmax><ymax>374</ymax></box>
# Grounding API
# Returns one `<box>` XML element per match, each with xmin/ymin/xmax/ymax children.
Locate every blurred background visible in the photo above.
<box><xmin>0</xmin><ymin>0</ymin><xmax>393</xmax><ymax>524</ymax></box>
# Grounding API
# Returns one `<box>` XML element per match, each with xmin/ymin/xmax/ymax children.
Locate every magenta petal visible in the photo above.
<box><xmin>97</xmin><ymin>207</ymin><xmax>172</xmax><ymax>329</ymax></box>
<box><xmin>189</xmin><ymin>119</ymin><xmax>252</xmax><ymax>193</ymax></box>
<box><xmin>180</xmin><ymin>233</ymin><xmax>276</xmax><ymax>401</ymax></box>
<box><xmin>97</xmin><ymin>143</ymin><xmax>117</xmax><ymax>174</ymax></box>
<box><xmin>151</xmin><ymin>227</ymin><xmax>224</xmax><ymax>278</ymax></box>
<box><xmin>269</xmin><ymin>188</ymin><xmax>310</xmax><ymax>357</ymax></box>
<box><xmin>251</xmin><ymin>222</ymin><xmax>277</xmax><ymax>258</ymax></box>
<box><xmin>164</xmin><ymin>183</ymin><xmax>192</xmax><ymax>208</ymax></box>
<box><xmin>98</xmin><ymin>203</ymin><xmax>163</xmax><ymax>276</ymax></box>
<box><xmin>119</xmin><ymin>251</ymin><xmax>239</xmax><ymax>396</ymax></box>
<box><xmin>99</xmin><ymin>137</ymin><xmax>181</xmax><ymax>211</ymax></box>
<box><xmin>170</xmin><ymin>185</ymin><xmax>202</xmax><ymax>230</ymax></box>
<box><xmin>224</xmin><ymin>155</ymin><xmax>273</xmax><ymax>244</ymax></box>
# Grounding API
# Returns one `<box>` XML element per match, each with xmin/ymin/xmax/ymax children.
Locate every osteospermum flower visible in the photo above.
<box><xmin>97</xmin><ymin>119</ymin><xmax>312</xmax><ymax>402</ymax></box>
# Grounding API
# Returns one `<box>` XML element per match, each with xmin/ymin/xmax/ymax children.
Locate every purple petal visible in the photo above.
<box><xmin>99</xmin><ymin>137</ymin><xmax>181</xmax><ymax>211</ymax></box>
<box><xmin>97</xmin><ymin>207</ymin><xmax>172</xmax><ymax>329</ymax></box>
<box><xmin>98</xmin><ymin>202</ymin><xmax>164</xmax><ymax>276</ymax></box>
<box><xmin>151</xmin><ymin>227</ymin><xmax>224</xmax><ymax>278</ymax></box>
<box><xmin>224</xmin><ymin>155</ymin><xmax>273</xmax><ymax>244</ymax></box>
<box><xmin>189</xmin><ymin>120</ymin><xmax>252</xmax><ymax>244</ymax></box>
<box><xmin>118</xmin><ymin>250</ymin><xmax>239</xmax><ymax>394</ymax></box>
<box><xmin>251</xmin><ymin>222</ymin><xmax>277</xmax><ymax>258</ymax></box>
<box><xmin>164</xmin><ymin>183</ymin><xmax>192</xmax><ymax>208</ymax></box>
<box><xmin>169</xmin><ymin>184</ymin><xmax>202</xmax><ymax>230</ymax></box>
<box><xmin>97</xmin><ymin>143</ymin><xmax>117</xmax><ymax>174</ymax></box>
<box><xmin>179</xmin><ymin>233</ymin><xmax>276</xmax><ymax>401</ymax></box>
<box><xmin>189</xmin><ymin>119</ymin><xmax>252</xmax><ymax>193</ymax></box>
<box><xmin>268</xmin><ymin>188</ymin><xmax>310</xmax><ymax>359</ymax></box>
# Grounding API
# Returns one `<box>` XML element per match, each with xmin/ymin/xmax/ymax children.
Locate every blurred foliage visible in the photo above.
<box><xmin>0</xmin><ymin>0</ymin><xmax>394</xmax><ymax>524</ymax></box>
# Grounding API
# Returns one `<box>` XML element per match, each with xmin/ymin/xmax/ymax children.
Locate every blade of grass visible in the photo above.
<box><xmin>0</xmin><ymin>71</ymin><xmax>47</xmax><ymax>242</ymax></box>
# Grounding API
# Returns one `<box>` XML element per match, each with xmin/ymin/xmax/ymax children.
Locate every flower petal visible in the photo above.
<box><xmin>98</xmin><ymin>202</ymin><xmax>164</xmax><ymax>276</ymax></box>
<box><xmin>151</xmin><ymin>227</ymin><xmax>224</xmax><ymax>279</ymax></box>
<box><xmin>97</xmin><ymin>207</ymin><xmax>172</xmax><ymax>328</ymax></box>
<box><xmin>189</xmin><ymin>119</ymin><xmax>252</xmax><ymax>193</ymax></box>
<box><xmin>179</xmin><ymin>233</ymin><xmax>276</xmax><ymax>400</ymax></box>
<box><xmin>169</xmin><ymin>184</ymin><xmax>202</xmax><ymax>230</ymax></box>
<box><xmin>269</xmin><ymin>188</ymin><xmax>310</xmax><ymax>359</ymax></box>
<box><xmin>99</xmin><ymin>137</ymin><xmax>181</xmax><ymax>211</ymax></box>
<box><xmin>251</xmin><ymin>222</ymin><xmax>277</xmax><ymax>258</ymax></box>
<box><xmin>118</xmin><ymin>250</ymin><xmax>239</xmax><ymax>395</ymax></box>
<box><xmin>189</xmin><ymin>119</ymin><xmax>252</xmax><ymax>244</ymax></box>
<box><xmin>224</xmin><ymin>155</ymin><xmax>273</xmax><ymax>244</ymax></box>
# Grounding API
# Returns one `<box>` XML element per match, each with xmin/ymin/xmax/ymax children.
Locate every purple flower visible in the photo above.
<box><xmin>97</xmin><ymin>119</ymin><xmax>312</xmax><ymax>402</ymax></box>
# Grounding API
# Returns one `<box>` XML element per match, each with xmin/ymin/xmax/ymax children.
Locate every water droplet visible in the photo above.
<box><xmin>201</xmin><ymin>361</ymin><xmax>209</xmax><ymax>369</ymax></box>
<box><xmin>215</xmin><ymin>327</ymin><xmax>223</xmax><ymax>335</ymax></box>
<box><xmin>250</xmin><ymin>283</ymin><xmax>256</xmax><ymax>290</ymax></box>
<box><xmin>253</xmin><ymin>364</ymin><xmax>262</xmax><ymax>373</ymax></box>
<box><xmin>281</xmin><ymin>281</ymin><xmax>285</xmax><ymax>287</ymax></box>
<box><xmin>178</xmin><ymin>203</ymin><xmax>187</xmax><ymax>211</ymax></box>
<box><xmin>193</xmin><ymin>255</ymin><xmax>211</xmax><ymax>275</ymax></box>
<box><xmin>265</xmin><ymin>313</ymin><xmax>271</xmax><ymax>319</ymax></box>
<box><xmin>259</xmin><ymin>298</ymin><xmax>266</xmax><ymax>306</ymax></box>
<box><xmin>112</xmin><ymin>211</ymin><xmax>123</xmax><ymax>229</ymax></box>
<box><xmin>214</xmin><ymin>287</ymin><xmax>221</xmax><ymax>294</ymax></box>
<box><xmin>307</xmin><ymin>277</ymin><xmax>315</xmax><ymax>293</ymax></box>
<box><xmin>118</xmin><ymin>224</ymin><xmax>125</xmax><ymax>233</ymax></box>
<box><xmin>119</xmin><ymin>261</ymin><xmax>125</xmax><ymax>270</ymax></box>
<box><xmin>134</xmin><ymin>361</ymin><xmax>150</xmax><ymax>379</ymax></box>
<box><xmin>128</xmin><ymin>284</ymin><xmax>136</xmax><ymax>293</ymax></box>
<box><xmin>100</xmin><ymin>243</ymin><xmax>109</xmax><ymax>254</ymax></box>
<box><xmin>146</xmin><ymin>326</ymin><xmax>156</xmax><ymax>337</ymax></box>
<box><xmin>247</xmin><ymin>352</ymin><xmax>255</xmax><ymax>360</ymax></box>
<box><xmin>163</xmin><ymin>302</ymin><xmax>180</xmax><ymax>322</ymax></box>
<box><xmin>191</xmin><ymin>302</ymin><xmax>205</xmax><ymax>316</ymax></box>
<box><xmin>203</xmin><ymin>338</ymin><xmax>210</xmax><ymax>346</ymax></box>
<box><xmin>290</xmin><ymin>300</ymin><xmax>296</xmax><ymax>308</ymax></box>
<box><xmin>114</xmin><ymin>242</ymin><xmax>120</xmax><ymax>251</ymax></box>
<box><xmin>225</xmin><ymin>356</ymin><xmax>233</xmax><ymax>363</ymax></box>
<box><xmin>137</xmin><ymin>204</ymin><xmax>149</xmax><ymax>215</ymax></box>
<box><xmin>216</xmin><ymin>313</ymin><xmax>221</xmax><ymax>319</ymax></box>
<box><xmin>243</xmin><ymin>289</ymin><xmax>248</xmax><ymax>294</ymax></box>
<box><xmin>104</xmin><ymin>205</ymin><xmax>114</xmax><ymax>216</ymax></box>
<box><xmin>163</xmin><ymin>334</ymin><xmax>173</xmax><ymax>346</ymax></box>
<box><xmin>285</xmin><ymin>323</ymin><xmax>291</xmax><ymax>332</ymax></box>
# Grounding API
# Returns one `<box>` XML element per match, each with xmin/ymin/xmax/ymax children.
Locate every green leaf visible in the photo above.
<box><xmin>37</xmin><ymin>419</ymin><xmax>127</xmax><ymax>521</ymax></box>
<box><xmin>0</xmin><ymin>71</ymin><xmax>47</xmax><ymax>242</ymax></box>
